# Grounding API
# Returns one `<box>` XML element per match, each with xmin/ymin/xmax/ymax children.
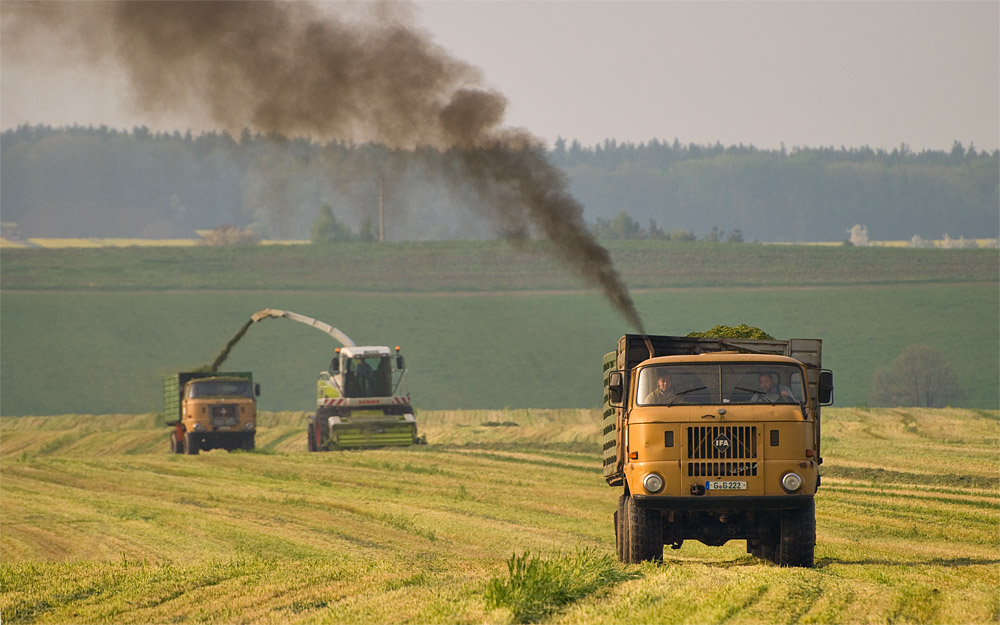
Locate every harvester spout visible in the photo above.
<box><xmin>250</xmin><ymin>308</ymin><xmax>356</xmax><ymax>348</ymax></box>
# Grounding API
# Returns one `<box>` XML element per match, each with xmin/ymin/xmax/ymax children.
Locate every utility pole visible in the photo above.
<box><xmin>377</xmin><ymin>175</ymin><xmax>385</xmax><ymax>243</ymax></box>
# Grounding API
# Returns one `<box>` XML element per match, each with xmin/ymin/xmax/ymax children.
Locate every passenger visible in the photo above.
<box><xmin>644</xmin><ymin>371</ymin><xmax>679</xmax><ymax>405</ymax></box>
<box><xmin>752</xmin><ymin>373</ymin><xmax>794</xmax><ymax>403</ymax></box>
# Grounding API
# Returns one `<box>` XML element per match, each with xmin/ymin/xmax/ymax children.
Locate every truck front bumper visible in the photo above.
<box><xmin>631</xmin><ymin>494</ymin><xmax>814</xmax><ymax>511</ymax></box>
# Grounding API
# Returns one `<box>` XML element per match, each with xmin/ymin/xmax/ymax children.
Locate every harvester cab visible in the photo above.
<box><xmin>326</xmin><ymin>345</ymin><xmax>406</xmax><ymax>399</ymax></box>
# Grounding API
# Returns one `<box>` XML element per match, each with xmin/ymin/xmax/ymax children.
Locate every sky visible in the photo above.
<box><xmin>1</xmin><ymin>0</ymin><xmax>998</xmax><ymax>153</ymax></box>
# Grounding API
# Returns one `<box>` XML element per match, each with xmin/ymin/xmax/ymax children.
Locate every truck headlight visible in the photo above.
<box><xmin>642</xmin><ymin>473</ymin><xmax>664</xmax><ymax>494</ymax></box>
<box><xmin>193</xmin><ymin>423</ymin><xmax>204</xmax><ymax>432</ymax></box>
<box><xmin>244</xmin><ymin>422</ymin><xmax>255</xmax><ymax>431</ymax></box>
<box><xmin>781</xmin><ymin>472</ymin><xmax>803</xmax><ymax>492</ymax></box>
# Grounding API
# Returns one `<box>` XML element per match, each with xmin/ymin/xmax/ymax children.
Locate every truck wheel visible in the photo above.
<box><xmin>626</xmin><ymin>495</ymin><xmax>663</xmax><ymax>563</ymax></box>
<box><xmin>615</xmin><ymin>493</ymin><xmax>628</xmax><ymax>563</ymax></box>
<box><xmin>778</xmin><ymin>499</ymin><xmax>815</xmax><ymax>567</ymax></box>
<box><xmin>761</xmin><ymin>540</ymin><xmax>778</xmax><ymax>563</ymax></box>
<box><xmin>184</xmin><ymin>432</ymin><xmax>200</xmax><ymax>455</ymax></box>
<box><xmin>307</xmin><ymin>423</ymin><xmax>316</xmax><ymax>452</ymax></box>
<box><xmin>243</xmin><ymin>433</ymin><xmax>255</xmax><ymax>451</ymax></box>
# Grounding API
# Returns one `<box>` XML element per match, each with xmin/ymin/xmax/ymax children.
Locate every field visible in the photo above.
<box><xmin>2</xmin><ymin>240</ymin><xmax>997</xmax><ymax>291</ymax></box>
<box><xmin>1</xmin><ymin>241</ymin><xmax>998</xmax><ymax>414</ymax></box>
<box><xmin>1</xmin><ymin>407</ymin><xmax>997</xmax><ymax>624</ymax></box>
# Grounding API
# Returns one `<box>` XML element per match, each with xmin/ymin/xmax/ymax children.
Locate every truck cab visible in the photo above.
<box><xmin>605</xmin><ymin>335</ymin><xmax>833</xmax><ymax>567</ymax></box>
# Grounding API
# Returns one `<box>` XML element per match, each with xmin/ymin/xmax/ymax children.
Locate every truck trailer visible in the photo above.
<box><xmin>604</xmin><ymin>334</ymin><xmax>833</xmax><ymax>567</ymax></box>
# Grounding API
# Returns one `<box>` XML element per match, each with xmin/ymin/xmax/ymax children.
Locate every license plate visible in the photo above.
<box><xmin>706</xmin><ymin>480</ymin><xmax>747</xmax><ymax>490</ymax></box>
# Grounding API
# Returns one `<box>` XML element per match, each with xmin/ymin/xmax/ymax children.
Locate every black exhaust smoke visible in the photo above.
<box><xmin>4</xmin><ymin>0</ymin><xmax>646</xmax><ymax>333</ymax></box>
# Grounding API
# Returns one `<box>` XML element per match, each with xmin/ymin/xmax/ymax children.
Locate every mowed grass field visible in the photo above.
<box><xmin>1</xmin><ymin>407</ymin><xmax>997</xmax><ymax>624</ymax></box>
<box><xmin>1</xmin><ymin>241</ymin><xmax>997</xmax><ymax>414</ymax></box>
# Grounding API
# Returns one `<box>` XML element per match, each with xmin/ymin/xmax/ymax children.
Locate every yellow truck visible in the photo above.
<box><xmin>604</xmin><ymin>334</ymin><xmax>834</xmax><ymax>567</ymax></box>
<box><xmin>165</xmin><ymin>371</ymin><xmax>259</xmax><ymax>454</ymax></box>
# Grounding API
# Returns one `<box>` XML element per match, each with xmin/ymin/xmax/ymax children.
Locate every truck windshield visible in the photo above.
<box><xmin>637</xmin><ymin>363</ymin><xmax>806</xmax><ymax>406</ymax></box>
<box><xmin>188</xmin><ymin>381</ymin><xmax>254</xmax><ymax>398</ymax></box>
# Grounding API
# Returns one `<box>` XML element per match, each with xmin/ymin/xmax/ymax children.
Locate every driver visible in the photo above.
<box><xmin>752</xmin><ymin>373</ymin><xmax>794</xmax><ymax>403</ymax></box>
<box><xmin>355</xmin><ymin>357</ymin><xmax>374</xmax><ymax>396</ymax></box>
<box><xmin>644</xmin><ymin>371</ymin><xmax>679</xmax><ymax>404</ymax></box>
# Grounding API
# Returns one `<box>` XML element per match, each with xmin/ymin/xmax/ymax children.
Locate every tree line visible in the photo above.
<box><xmin>2</xmin><ymin>124</ymin><xmax>996</xmax><ymax>243</ymax></box>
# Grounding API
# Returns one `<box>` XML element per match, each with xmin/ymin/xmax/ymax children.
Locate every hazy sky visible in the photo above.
<box><xmin>2</xmin><ymin>0</ymin><xmax>997</xmax><ymax>152</ymax></box>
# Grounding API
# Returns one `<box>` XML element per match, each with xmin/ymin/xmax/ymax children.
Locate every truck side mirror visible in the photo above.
<box><xmin>330</xmin><ymin>358</ymin><xmax>340</xmax><ymax>373</ymax></box>
<box><xmin>608</xmin><ymin>370</ymin><xmax>624</xmax><ymax>405</ymax></box>
<box><xmin>396</xmin><ymin>356</ymin><xmax>405</xmax><ymax>370</ymax></box>
<box><xmin>818</xmin><ymin>370</ymin><xmax>834</xmax><ymax>405</ymax></box>
<box><xmin>254</xmin><ymin>383</ymin><xmax>261</xmax><ymax>397</ymax></box>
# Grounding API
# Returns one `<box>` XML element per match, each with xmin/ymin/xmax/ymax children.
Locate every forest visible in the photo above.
<box><xmin>1</xmin><ymin>124</ymin><xmax>997</xmax><ymax>243</ymax></box>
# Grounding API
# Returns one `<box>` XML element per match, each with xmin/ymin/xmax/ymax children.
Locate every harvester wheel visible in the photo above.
<box><xmin>778</xmin><ymin>499</ymin><xmax>815</xmax><ymax>567</ymax></box>
<box><xmin>307</xmin><ymin>423</ymin><xmax>316</xmax><ymax>452</ymax></box>
<box><xmin>625</xmin><ymin>495</ymin><xmax>662</xmax><ymax>563</ymax></box>
<box><xmin>184</xmin><ymin>432</ymin><xmax>200</xmax><ymax>455</ymax></box>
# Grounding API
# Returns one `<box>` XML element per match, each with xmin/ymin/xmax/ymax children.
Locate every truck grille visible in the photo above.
<box><xmin>209</xmin><ymin>404</ymin><xmax>239</xmax><ymax>426</ymax></box>
<box><xmin>687</xmin><ymin>425</ymin><xmax>758</xmax><ymax>477</ymax></box>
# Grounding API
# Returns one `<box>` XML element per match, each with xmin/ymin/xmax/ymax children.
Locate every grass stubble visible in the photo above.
<box><xmin>0</xmin><ymin>407</ymin><xmax>997</xmax><ymax>624</ymax></box>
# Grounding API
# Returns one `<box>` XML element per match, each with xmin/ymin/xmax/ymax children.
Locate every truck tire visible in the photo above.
<box><xmin>243</xmin><ymin>433</ymin><xmax>255</xmax><ymax>451</ymax></box>
<box><xmin>307</xmin><ymin>423</ymin><xmax>316</xmax><ymax>452</ymax></box>
<box><xmin>184</xmin><ymin>432</ymin><xmax>200</xmax><ymax>455</ymax></box>
<box><xmin>626</xmin><ymin>495</ymin><xmax>663</xmax><ymax>563</ymax></box>
<box><xmin>615</xmin><ymin>493</ymin><xmax>627</xmax><ymax>563</ymax></box>
<box><xmin>760</xmin><ymin>539</ymin><xmax>778</xmax><ymax>563</ymax></box>
<box><xmin>778</xmin><ymin>499</ymin><xmax>815</xmax><ymax>567</ymax></box>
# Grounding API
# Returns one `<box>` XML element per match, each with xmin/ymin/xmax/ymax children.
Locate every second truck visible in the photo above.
<box><xmin>604</xmin><ymin>334</ymin><xmax>834</xmax><ymax>567</ymax></box>
<box><xmin>164</xmin><ymin>371</ymin><xmax>260</xmax><ymax>454</ymax></box>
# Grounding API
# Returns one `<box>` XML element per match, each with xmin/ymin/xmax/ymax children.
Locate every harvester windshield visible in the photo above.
<box><xmin>344</xmin><ymin>355</ymin><xmax>392</xmax><ymax>397</ymax></box>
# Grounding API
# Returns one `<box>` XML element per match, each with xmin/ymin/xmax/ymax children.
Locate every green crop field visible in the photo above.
<box><xmin>1</xmin><ymin>241</ymin><xmax>997</xmax><ymax>415</ymax></box>
<box><xmin>1</xmin><ymin>240</ymin><xmax>997</xmax><ymax>292</ymax></box>
<box><xmin>1</xmin><ymin>407</ymin><xmax>997</xmax><ymax>624</ymax></box>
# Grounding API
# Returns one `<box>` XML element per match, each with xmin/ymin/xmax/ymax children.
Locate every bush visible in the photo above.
<box><xmin>310</xmin><ymin>204</ymin><xmax>356</xmax><ymax>243</ymax></box>
<box><xmin>484</xmin><ymin>550</ymin><xmax>636</xmax><ymax>623</ymax></box>
<box><xmin>870</xmin><ymin>345</ymin><xmax>964</xmax><ymax>407</ymax></box>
